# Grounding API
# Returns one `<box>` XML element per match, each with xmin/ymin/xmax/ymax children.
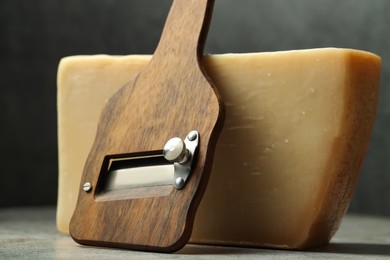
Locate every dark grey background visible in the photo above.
<box><xmin>1</xmin><ymin>0</ymin><xmax>389</xmax><ymax>216</ymax></box>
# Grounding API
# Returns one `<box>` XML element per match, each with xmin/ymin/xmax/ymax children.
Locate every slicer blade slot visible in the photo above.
<box><xmin>103</xmin><ymin>155</ymin><xmax>174</xmax><ymax>191</ymax></box>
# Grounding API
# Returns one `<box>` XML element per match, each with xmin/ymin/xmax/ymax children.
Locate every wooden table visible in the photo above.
<box><xmin>1</xmin><ymin>207</ymin><xmax>390</xmax><ymax>259</ymax></box>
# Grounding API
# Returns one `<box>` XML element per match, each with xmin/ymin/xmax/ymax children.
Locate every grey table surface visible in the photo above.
<box><xmin>1</xmin><ymin>207</ymin><xmax>390</xmax><ymax>259</ymax></box>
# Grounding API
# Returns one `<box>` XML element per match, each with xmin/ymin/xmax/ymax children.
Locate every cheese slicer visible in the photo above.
<box><xmin>69</xmin><ymin>0</ymin><xmax>224</xmax><ymax>252</ymax></box>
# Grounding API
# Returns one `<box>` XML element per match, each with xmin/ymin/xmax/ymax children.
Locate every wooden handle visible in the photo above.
<box><xmin>70</xmin><ymin>0</ymin><xmax>224</xmax><ymax>253</ymax></box>
<box><xmin>154</xmin><ymin>0</ymin><xmax>214</xmax><ymax>59</ymax></box>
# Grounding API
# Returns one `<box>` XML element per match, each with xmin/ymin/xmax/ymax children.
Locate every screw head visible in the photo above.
<box><xmin>187</xmin><ymin>131</ymin><xmax>198</xmax><ymax>141</ymax></box>
<box><xmin>163</xmin><ymin>137</ymin><xmax>189</xmax><ymax>163</ymax></box>
<box><xmin>175</xmin><ymin>177</ymin><xmax>185</xmax><ymax>189</ymax></box>
<box><xmin>83</xmin><ymin>182</ymin><xmax>92</xmax><ymax>192</ymax></box>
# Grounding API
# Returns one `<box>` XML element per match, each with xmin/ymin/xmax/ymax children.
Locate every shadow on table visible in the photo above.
<box><xmin>179</xmin><ymin>243</ymin><xmax>390</xmax><ymax>256</ymax></box>
<box><xmin>309</xmin><ymin>243</ymin><xmax>390</xmax><ymax>256</ymax></box>
<box><xmin>178</xmin><ymin>244</ymin><xmax>264</xmax><ymax>255</ymax></box>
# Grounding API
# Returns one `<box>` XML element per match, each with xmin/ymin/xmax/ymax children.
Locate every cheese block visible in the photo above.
<box><xmin>57</xmin><ymin>48</ymin><xmax>380</xmax><ymax>249</ymax></box>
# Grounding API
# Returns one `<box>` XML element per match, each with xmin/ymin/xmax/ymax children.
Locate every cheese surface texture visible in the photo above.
<box><xmin>57</xmin><ymin>49</ymin><xmax>380</xmax><ymax>249</ymax></box>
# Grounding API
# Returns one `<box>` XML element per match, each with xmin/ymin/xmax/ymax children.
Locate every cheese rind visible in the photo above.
<box><xmin>57</xmin><ymin>48</ymin><xmax>380</xmax><ymax>249</ymax></box>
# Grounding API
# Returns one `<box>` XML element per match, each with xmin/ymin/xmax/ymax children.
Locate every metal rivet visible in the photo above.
<box><xmin>187</xmin><ymin>131</ymin><xmax>198</xmax><ymax>141</ymax></box>
<box><xmin>83</xmin><ymin>182</ymin><xmax>92</xmax><ymax>192</ymax></box>
<box><xmin>175</xmin><ymin>177</ymin><xmax>185</xmax><ymax>189</ymax></box>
